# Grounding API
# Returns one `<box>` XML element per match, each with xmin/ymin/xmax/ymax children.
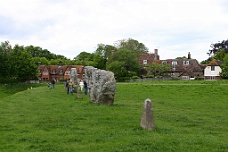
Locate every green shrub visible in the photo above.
<box><xmin>131</xmin><ymin>76</ymin><xmax>139</xmax><ymax>79</ymax></box>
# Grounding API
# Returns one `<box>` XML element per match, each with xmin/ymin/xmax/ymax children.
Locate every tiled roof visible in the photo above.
<box><xmin>208</xmin><ymin>60</ymin><xmax>222</xmax><ymax>66</ymax></box>
<box><xmin>139</xmin><ymin>53</ymin><xmax>157</xmax><ymax>65</ymax></box>
<box><xmin>163</xmin><ymin>59</ymin><xmax>204</xmax><ymax>72</ymax></box>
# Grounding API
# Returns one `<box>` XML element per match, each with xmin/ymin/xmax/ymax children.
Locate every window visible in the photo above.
<box><xmin>211</xmin><ymin>66</ymin><xmax>215</xmax><ymax>71</ymax></box>
<box><xmin>43</xmin><ymin>72</ymin><xmax>48</xmax><ymax>75</ymax></box>
<box><xmin>182</xmin><ymin>76</ymin><xmax>189</xmax><ymax>80</ymax></box>
<box><xmin>172</xmin><ymin>61</ymin><xmax>177</xmax><ymax>69</ymax></box>
<box><xmin>59</xmin><ymin>70</ymin><xmax>63</xmax><ymax>74</ymax></box>
<box><xmin>143</xmin><ymin>60</ymin><xmax>147</xmax><ymax>65</ymax></box>
<box><xmin>65</xmin><ymin>71</ymin><xmax>70</xmax><ymax>75</ymax></box>
<box><xmin>52</xmin><ymin>70</ymin><xmax>56</xmax><ymax>74</ymax></box>
<box><xmin>183</xmin><ymin>60</ymin><xmax>189</xmax><ymax>65</ymax></box>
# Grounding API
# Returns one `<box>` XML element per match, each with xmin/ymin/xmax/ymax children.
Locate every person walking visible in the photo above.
<box><xmin>65</xmin><ymin>79</ymin><xmax>70</xmax><ymax>94</ymax></box>
<box><xmin>51</xmin><ymin>78</ymin><xmax>55</xmax><ymax>89</ymax></box>
<box><xmin>83</xmin><ymin>80</ymin><xmax>88</xmax><ymax>95</ymax></box>
<box><xmin>68</xmin><ymin>80</ymin><xmax>74</xmax><ymax>95</ymax></box>
<box><xmin>79</xmin><ymin>80</ymin><xmax>84</xmax><ymax>91</ymax></box>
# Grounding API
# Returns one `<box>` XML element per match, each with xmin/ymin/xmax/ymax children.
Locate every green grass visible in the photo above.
<box><xmin>0</xmin><ymin>81</ymin><xmax>228</xmax><ymax>151</ymax></box>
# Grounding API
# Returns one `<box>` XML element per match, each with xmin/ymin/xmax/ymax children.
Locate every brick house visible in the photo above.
<box><xmin>38</xmin><ymin>65</ymin><xmax>84</xmax><ymax>82</ymax></box>
<box><xmin>139</xmin><ymin>49</ymin><xmax>159</xmax><ymax>66</ymax></box>
<box><xmin>162</xmin><ymin>58</ymin><xmax>205</xmax><ymax>79</ymax></box>
<box><xmin>139</xmin><ymin>51</ymin><xmax>205</xmax><ymax>79</ymax></box>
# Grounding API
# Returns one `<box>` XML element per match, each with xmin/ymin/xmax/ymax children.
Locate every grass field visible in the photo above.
<box><xmin>0</xmin><ymin>81</ymin><xmax>228</xmax><ymax>152</ymax></box>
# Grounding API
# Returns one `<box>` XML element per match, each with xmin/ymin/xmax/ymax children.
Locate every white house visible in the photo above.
<box><xmin>204</xmin><ymin>60</ymin><xmax>222</xmax><ymax>80</ymax></box>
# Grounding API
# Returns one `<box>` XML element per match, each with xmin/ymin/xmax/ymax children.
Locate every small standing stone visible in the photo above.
<box><xmin>77</xmin><ymin>86</ymin><xmax>82</xmax><ymax>99</ymax></box>
<box><xmin>140</xmin><ymin>98</ymin><xmax>155</xmax><ymax>130</ymax></box>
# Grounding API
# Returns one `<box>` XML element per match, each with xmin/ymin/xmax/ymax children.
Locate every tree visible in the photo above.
<box><xmin>220</xmin><ymin>54</ymin><xmax>228</xmax><ymax>79</ymax></box>
<box><xmin>146</xmin><ymin>63</ymin><xmax>171</xmax><ymax>77</ymax></box>
<box><xmin>176</xmin><ymin>56</ymin><xmax>187</xmax><ymax>59</ymax></box>
<box><xmin>115</xmin><ymin>38</ymin><xmax>148</xmax><ymax>54</ymax></box>
<box><xmin>24</xmin><ymin>45</ymin><xmax>58</xmax><ymax>60</ymax></box>
<box><xmin>95</xmin><ymin>44</ymin><xmax>117</xmax><ymax>69</ymax></box>
<box><xmin>213</xmin><ymin>49</ymin><xmax>226</xmax><ymax>61</ymax></box>
<box><xmin>11</xmin><ymin>44</ymin><xmax>38</xmax><ymax>81</ymax></box>
<box><xmin>73</xmin><ymin>52</ymin><xmax>93</xmax><ymax>61</ymax></box>
<box><xmin>0</xmin><ymin>41</ymin><xmax>13</xmax><ymax>78</ymax></box>
<box><xmin>107</xmin><ymin>49</ymin><xmax>140</xmax><ymax>79</ymax></box>
<box><xmin>208</xmin><ymin>39</ymin><xmax>228</xmax><ymax>56</ymax></box>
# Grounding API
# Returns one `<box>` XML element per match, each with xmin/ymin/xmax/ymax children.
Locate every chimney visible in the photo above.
<box><xmin>154</xmin><ymin>49</ymin><xmax>159</xmax><ymax>60</ymax></box>
<box><xmin>188</xmin><ymin>52</ymin><xmax>191</xmax><ymax>59</ymax></box>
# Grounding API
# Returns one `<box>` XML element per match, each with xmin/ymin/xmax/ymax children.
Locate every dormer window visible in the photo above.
<box><xmin>172</xmin><ymin>61</ymin><xmax>177</xmax><ymax>69</ymax></box>
<box><xmin>59</xmin><ymin>70</ymin><xmax>63</xmax><ymax>74</ymax></box>
<box><xmin>143</xmin><ymin>60</ymin><xmax>147</xmax><ymax>65</ymax></box>
<box><xmin>52</xmin><ymin>70</ymin><xmax>56</xmax><ymax>74</ymax></box>
<box><xmin>183</xmin><ymin>60</ymin><xmax>189</xmax><ymax>65</ymax></box>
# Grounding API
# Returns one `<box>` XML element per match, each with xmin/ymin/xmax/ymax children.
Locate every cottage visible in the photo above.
<box><xmin>204</xmin><ymin>60</ymin><xmax>222</xmax><ymax>80</ymax></box>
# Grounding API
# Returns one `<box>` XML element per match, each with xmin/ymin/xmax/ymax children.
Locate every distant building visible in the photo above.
<box><xmin>38</xmin><ymin>64</ymin><xmax>84</xmax><ymax>82</ymax></box>
<box><xmin>139</xmin><ymin>51</ymin><xmax>205</xmax><ymax>80</ymax></box>
<box><xmin>138</xmin><ymin>49</ymin><xmax>159</xmax><ymax>66</ymax></box>
<box><xmin>204</xmin><ymin>60</ymin><xmax>222</xmax><ymax>80</ymax></box>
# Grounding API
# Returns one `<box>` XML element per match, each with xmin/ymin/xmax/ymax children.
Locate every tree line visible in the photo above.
<box><xmin>1</xmin><ymin>38</ymin><xmax>228</xmax><ymax>83</ymax></box>
<box><xmin>0</xmin><ymin>38</ymin><xmax>154</xmax><ymax>83</ymax></box>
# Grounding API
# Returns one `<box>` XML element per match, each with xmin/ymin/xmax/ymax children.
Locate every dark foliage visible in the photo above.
<box><xmin>208</xmin><ymin>39</ymin><xmax>228</xmax><ymax>55</ymax></box>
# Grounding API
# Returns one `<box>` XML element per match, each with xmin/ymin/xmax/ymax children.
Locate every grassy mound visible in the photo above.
<box><xmin>0</xmin><ymin>81</ymin><xmax>228</xmax><ymax>151</ymax></box>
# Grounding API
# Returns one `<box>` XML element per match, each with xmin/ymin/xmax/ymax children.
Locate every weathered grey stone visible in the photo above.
<box><xmin>70</xmin><ymin>68</ymin><xmax>78</xmax><ymax>84</ymax></box>
<box><xmin>140</xmin><ymin>98</ymin><xmax>155</xmax><ymax>130</ymax></box>
<box><xmin>77</xmin><ymin>86</ymin><xmax>82</xmax><ymax>99</ymax></box>
<box><xmin>84</xmin><ymin>66</ymin><xmax>116</xmax><ymax>105</ymax></box>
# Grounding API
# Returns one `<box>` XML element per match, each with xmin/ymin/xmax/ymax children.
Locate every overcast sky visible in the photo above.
<box><xmin>0</xmin><ymin>0</ymin><xmax>228</xmax><ymax>62</ymax></box>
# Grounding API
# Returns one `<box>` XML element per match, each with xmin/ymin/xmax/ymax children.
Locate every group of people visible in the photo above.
<box><xmin>64</xmin><ymin>79</ymin><xmax>88</xmax><ymax>95</ymax></box>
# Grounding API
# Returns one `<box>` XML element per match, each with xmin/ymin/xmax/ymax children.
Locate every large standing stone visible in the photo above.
<box><xmin>70</xmin><ymin>68</ymin><xmax>78</xmax><ymax>84</ymax></box>
<box><xmin>140</xmin><ymin>98</ymin><xmax>155</xmax><ymax>130</ymax></box>
<box><xmin>84</xmin><ymin>66</ymin><xmax>116</xmax><ymax>105</ymax></box>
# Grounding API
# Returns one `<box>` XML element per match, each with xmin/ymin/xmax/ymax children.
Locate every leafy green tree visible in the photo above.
<box><xmin>49</xmin><ymin>59</ymin><xmax>59</xmax><ymax>65</ymax></box>
<box><xmin>208</xmin><ymin>39</ymin><xmax>228</xmax><ymax>56</ymax></box>
<box><xmin>213</xmin><ymin>49</ymin><xmax>226</xmax><ymax>61</ymax></box>
<box><xmin>107</xmin><ymin>49</ymin><xmax>140</xmax><ymax>79</ymax></box>
<box><xmin>220</xmin><ymin>54</ymin><xmax>228</xmax><ymax>79</ymax></box>
<box><xmin>33</xmin><ymin>57</ymin><xmax>49</xmax><ymax>65</ymax></box>
<box><xmin>73</xmin><ymin>52</ymin><xmax>92</xmax><ymax>61</ymax></box>
<box><xmin>115</xmin><ymin>38</ymin><xmax>148</xmax><ymax>54</ymax></box>
<box><xmin>176</xmin><ymin>56</ymin><xmax>187</xmax><ymax>59</ymax></box>
<box><xmin>92</xmin><ymin>53</ymin><xmax>106</xmax><ymax>69</ymax></box>
<box><xmin>0</xmin><ymin>41</ymin><xmax>13</xmax><ymax>78</ymax></box>
<box><xmin>200</xmin><ymin>57</ymin><xmax>212</xmax><ymax>64</ymax></box>
<box><xmin>146</xmin><ymin>63</ymin><xmax>171</xmax><ymax>77</ymax></box>
<box><xmin>95</xmin><ymin>44</ymin><xmax>117</xmax><ymax>69</ymax></box>
<box><xmin>11</xmin><ymin>44</ymin><xmax>38</xmax><ymax>81</ymax></box>
<box><xmin>24</xmin><ymin>45</ymin><xmax>57</xmax><ymax>60</ymax></box>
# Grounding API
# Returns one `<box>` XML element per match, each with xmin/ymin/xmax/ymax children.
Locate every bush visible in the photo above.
<box><xmin>117</xmin><ymin>77</ymin><xmax>131</xmax><ymax>82</ymax></box>
<box><xmin>0</xmin><ymin>77</ymin><xmax>19</xmax><ymax>84</ymax></box>
<box><xmin>131</xmin><ymin>76</ymin><xmax>139</xmax><ymax>79</ymax></box>
<box><xmin>59</xmin><ymin>78</ymin><xmax>67</xmax><ymax>82</ymax></box>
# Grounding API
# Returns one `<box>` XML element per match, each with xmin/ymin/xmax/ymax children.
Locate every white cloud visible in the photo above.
<box><xmin>0</xmin><ymin>0</ymin><xmax>228</xmax><ymax>61</ymax></box>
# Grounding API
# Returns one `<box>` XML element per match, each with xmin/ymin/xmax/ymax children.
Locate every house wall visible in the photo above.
<box><xmin>204</xmin><ymin>66</ymin><xmax>221</xmax><ymax>76</ymax></box>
